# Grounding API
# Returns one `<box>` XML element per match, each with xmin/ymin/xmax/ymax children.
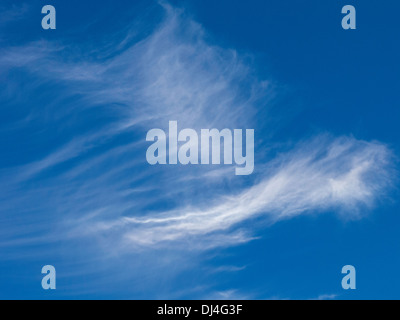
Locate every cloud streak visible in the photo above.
<box><xmin>87</xmin><ymin>135</ymin><xmax>392</xmax><ymax>249</ymax></box>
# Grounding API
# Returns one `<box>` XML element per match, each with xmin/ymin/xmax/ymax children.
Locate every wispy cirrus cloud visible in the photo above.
<box><xmin>0</xmin><ymin>1</ymin><xmax>394</xmax><ymax>250</ymax></box>
<box><xmin>311</xmin><ymin>293</ymin><xmax>338</xmax><ymax>300</ymax></box>
<box><xmin>0</xmin><ymin>2</ymin><xmax>266</xmax><ymax>253</ymax></box>
<box><xmin>79</xmin><ymin>135</ymin><xmax>392</xmax><ymax>250</ymax></box>
<box><xmin>0</xmin><ymin>2</ymin><xmax>395</xmax><ymax>298</ymax></box>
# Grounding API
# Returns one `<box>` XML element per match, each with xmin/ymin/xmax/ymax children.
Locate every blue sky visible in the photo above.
<box><xmin>0</xmin><ymin>0</ymin><xmax>399</xmax><ymax>299</ymax></box>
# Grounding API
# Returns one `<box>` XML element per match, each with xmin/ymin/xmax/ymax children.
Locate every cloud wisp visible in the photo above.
<box><xmin>85</xmin><ymin>136</ymin><xmax>392</xmax><ymax>250</ymax></box>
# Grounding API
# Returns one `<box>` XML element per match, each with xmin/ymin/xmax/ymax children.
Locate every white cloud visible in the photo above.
<box><xmin>311</xmin><ymin>293</ymin><xmax>338</xmax><ymax>300</ymax></box>
<box><xmin>75</xmin><ymin>135</ymin><xmax>393</xmax><ymax>250</ymax></box>
<box><xmin>207</xmin><ymin>289</ymin><xmax>251</xmax><ymax>300</ymax></box>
